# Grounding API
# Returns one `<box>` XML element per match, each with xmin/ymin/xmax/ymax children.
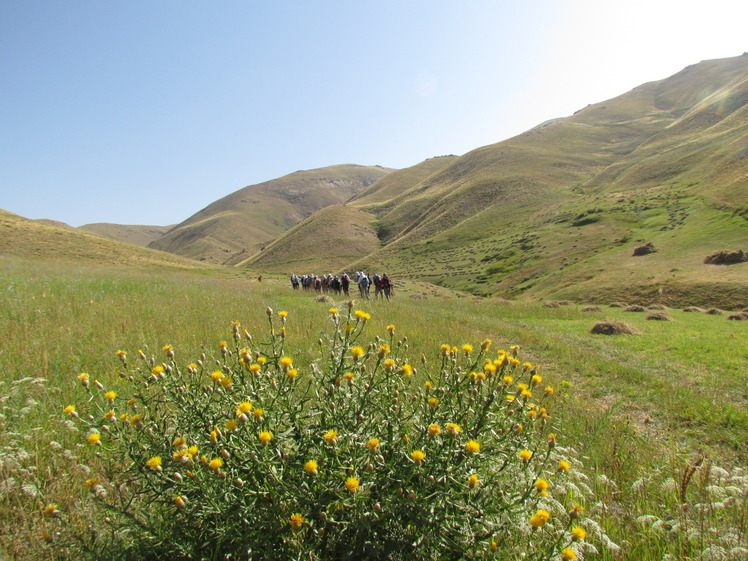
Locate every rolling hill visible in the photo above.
<box><xmin>78</xmin><ymin>223</ymin><xmax>172</xmax><ymax>247</ymax></box>
<box><xmin>147</xmin><ymin>164</ymin><xmax>392</xmax><ymax>264</ymax></box>
<box><xmin>0</xmin><ymin>209</ymin><xmax>218</xmax><ymax>271</ymax></box>
<box><xmin>330</xmin><ymin>54</ymin><xmax>747</xmax><ymax>308</ymax></box>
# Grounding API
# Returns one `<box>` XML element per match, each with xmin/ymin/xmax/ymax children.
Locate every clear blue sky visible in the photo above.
<box><xmin>1</xmin><ymin>0</ymin><xmax>746</xmax><ymax>227</ymax></box>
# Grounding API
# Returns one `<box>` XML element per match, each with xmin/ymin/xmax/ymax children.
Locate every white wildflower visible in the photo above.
<box><xmin>700</xmin><ymin>545</ymin><xmax>727</xmax><ymax>561</ymax></box>
<box><xmin>661</xmin><ymin>478</ymin><xmax>678</xmax><ymax>493</ymax></box>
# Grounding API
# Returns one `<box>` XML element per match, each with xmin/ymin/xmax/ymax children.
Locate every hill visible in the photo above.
<box><xmin>336</xmin><ymin>54</ymin><xmax>748</xmax><ymax>308</ymax></box>
<box><xmin>147</xmin><ymin>164</ymin><xmax>392</xmax><ymax>264</ymax></box>
<box><xmin>79</xmin><ymin>223</ymin><xmax>171</xmax><ymax>247</ymax></box>
<box><xmin>239</xmin><ymin>204</ymin><xmax>380</xmax><ymax>273</ymax></box>
<box><xmin>0</xmin><ymin>209</ymin><xmax>218</xmax><ymax>271</ymax></box>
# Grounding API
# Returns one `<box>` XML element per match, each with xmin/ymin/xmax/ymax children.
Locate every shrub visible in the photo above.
<box><xmin>42</xmin><ymin>305</ymin><xmax>610</xmax><ymax>560</ymax></box>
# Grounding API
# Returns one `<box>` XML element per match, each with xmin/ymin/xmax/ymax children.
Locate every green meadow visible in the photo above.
<box><xmin>1</xmin><ymin>259</ymin><xmax>746</xmax><ymax>560</ymax></box>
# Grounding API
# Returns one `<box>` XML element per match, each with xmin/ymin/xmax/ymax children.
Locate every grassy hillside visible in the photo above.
<box><xmin>0</xmin><ymin>209</ymin><xmax>221</xmax><ymax>272</ymax></box>
<box><xmin>78</xmin><ymin>223</ymin><xmax>171</xmax><ymax>247</ymax></box>
<box><xmin>239</xmin><ymin>204</ymin><xmax>380</xmax><ymax>273</ymax></box>
<box><xmin>344</xmin><ymin>55</ymin><xmax>748</xmax><ymax>307</ymax></box>
<box><xmin>149</xmin><ymin>164</ymin><xmax>392</xmax><ymax>264</ymax></box>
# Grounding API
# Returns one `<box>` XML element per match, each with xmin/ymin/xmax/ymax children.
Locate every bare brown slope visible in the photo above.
<box><xmin>240</xmin><ymin>205</ymin><xmax>379</xmax><ymax>273</ymax></box>
<box><xmin>79</xmin><ymin>223</ymin><xmax>171</xmax><ymax>247</ymax></box>
<box><xmin>149</xmin><ymin>164</ymin><xmax>392</xmax><ymax>264</ymax></box>
<box><xmin>0</xmin><ymin>209</ymin><xmax>217</xmax><ymax>271</ymax></box>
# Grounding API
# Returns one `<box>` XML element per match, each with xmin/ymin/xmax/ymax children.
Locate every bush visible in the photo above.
<box><xmin>44</xmin><ymin>305</ymin><xmax>604</xmax><ymax>560</ymax></box>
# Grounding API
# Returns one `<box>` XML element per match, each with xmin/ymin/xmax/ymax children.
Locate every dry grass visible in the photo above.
<box><xmin>590</xmin><ymin>320</ymin><xmax>640</xmax><ymax>335</ymax></box>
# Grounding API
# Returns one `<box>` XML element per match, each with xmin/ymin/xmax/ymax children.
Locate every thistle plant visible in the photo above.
<box><xmin>44</xmin><ymin>304</ymin><xmax>612</xmax><ymax>560</ymax></box>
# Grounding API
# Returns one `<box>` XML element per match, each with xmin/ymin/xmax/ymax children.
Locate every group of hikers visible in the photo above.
<box><xmin>290</xmin><ymin>272</ymin><xmax>394</xmax><ymax>300</ymax></box>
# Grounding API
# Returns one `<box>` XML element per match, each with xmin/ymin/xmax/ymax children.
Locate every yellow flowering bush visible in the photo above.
<box><xmin>46</xmin><ymin>304</ymin><xmax>604</xmax><ymax>560</ymax></box>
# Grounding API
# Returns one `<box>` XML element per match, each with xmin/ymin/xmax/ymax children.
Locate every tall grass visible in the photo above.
<box><xmin>0</xmin><ymin>261</ymin><xmax>746</xmax><ymax>559</ymax></box>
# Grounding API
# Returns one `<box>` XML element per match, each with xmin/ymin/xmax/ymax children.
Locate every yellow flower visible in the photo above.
<box><xmin>174</xmin><ymin>495</ymin><xmax>187</xmax><ymax>509</ymax></box>
<box><xmin>462</xmin><ymin>344</ymin><xmax>473</xmax><ymax>354</ymax></box>
<box><xmin>378</xmin><ymin>344</ymin><xmax>390</xmax><ymax>357</ymax></box>
<box><xmin>529</xmin><ymin>509</ymin><xmax>550</xmax><ymax>528</ymax></box>
<box><xmin>411</xmin><ymin>450</ymin><xmax>426</xmax><ymax>465</ymax></box>
<box><xmin>209</xmin><ymin>457</ymin><xmax>224</xmax><ymax>471</ymax></box>
<box><xmin>87</xmin><ymin>432</ymin><xmax>101</xmax><ymax>446</ymax></box>
<box><xmin>344</xmin><ymin>372</ymin><xmax>355</xmax><ymax>383</ymax></box>
<box><xmin>367</xmin><ymin>438</ymin><xmax>380</xmax><ymax>451</ymax></box>
<box><xmin>173</xmin><ymin>437</ymin><xmax>187</xmax><ymax>448</ymax></box>
<box><xmin>303</xmin><ymin>460</ymin><xmax>318</xmax><ymax>475</ymax></box>
<box><xmin>225</xmin><ymin>419</ymin><xmax>238</xmax><ymax>431</ymax></box>
<box><xmin>84</xmin><ymin>477</ymin><xmax>99</xmax><ymax>489</ymax></box>
<box><xmin>387</xmin><ymin>324</ymin><xmax>396</xmax><ymax>334</ymax></box>
<box><xmin>481</xmin><ymin>338</ymin><xmax>492</xmax><ymax>350</ymax></box>
<box><xmin>503</xmin><ymin>375</ymin><xmax>514</xmax><ymax>384</ymax></box>
<box><xmin>562</xmin><ymin>548</ymin><xmax>577</xmax><ymax>560</ymax></box>
<box><xmin>519</xmin><ymin>449</ymin><xmax>533</xmax><ymax>461</ymax></box>
<box><xmin>465</xmin><ymin>440</ymin><xmax>481</xmax><ymax>455</ymax></box>
<box><xmin>531</xmin><ymin>374</ymin><xmax>543</xmax><ymax>385</ymax></box>
<box><xmin>344</xmin><ymin>476</ymin><xmax>360</xmax><ymax>492</ymax></box>
<box><xmin>328</xmin><ymin>307</ymin><xmax>339</xmax><ymax>315</ymax></box>
<box><xmin>188</xmin><ymin>446</ymin><xmax>198</xmax><ymax>458</ymax></box>
<box><xmin>350</xmin><ymin>346</ymin><xmax>365</xmax><ymax>360</ymax></box>
<box><xmin>383</xmin><ymin>358</ymin><xmax>396</xmax><ymax>372</ymax></box>
<box><xmin>116</xmin><ymin>350</ymin><xmax>127</xmax><ymax>360</ymax></box>
<box><xmin>77</xmin><ymin>373</ymin><xmax>90</xmax><ymax>387</ymax></box>
<box><xmin>289</xmin><ymin>513</ymin><xmax>305</xmax><ymax>529</ymax></box>
<box><xmin>237</xmin><ymin>401</ymin><xmax>253</xmax><ymax>415</ymax></box>
<box><xmin>249</xmin><ymin>363</ymin><xmax>261</xmax><ymax>374</ymax></box>
<box><xmin>103</xmin><ymin>409</ymin><xmax>116</xmax><ymax>422</ymax></box>
<box><xmin>354</xmin><ymin>310</ymin><xmax>370</xmax><ymax>321</ymax></box>
<box><xmin>253</xmin><ymin>408</ymin><xmax>264</xmax><ymax>419</ymax></box>
<box><xmin>258</xmin><ymin>431</ymin><xmax>273</xmax><ymax>445</ymax></box>
<box><xmin>219</xmin><ymin>375</ymin><xmax>232</xmax><ymax>389</ymax></box>
<box><xmin>445</xmin><ymin>423</ymin><xmax>462</xmax><ymax>437</ymax></box>
<box><xmin>146</xmin><ymin>456</ymin><xmax>162</xmax><ymax>471</ymax></box>
<box><xmin>427</xmin><ymin>397</ymin><xmax>439</xmax><ymax>408</ymax></box>
<box><xmin>468</xmin><ymin>474</ymin><xmax>479</xmax><ymax>488</ymax></box>
<box><xmin>535</xmin><ymin>479</ymin><xmax>550</xmax><ymax>493</ymax></box>
<box><xmin>427</xmin><ymin>424</ymin><xmax>441</xmax><ymax>437</ymax></box>
<box><xmin>278</xmin><ymin>310</ymin><xmax>288</xmax><ymax>318</ymax></box>
<box><xmin>210</xmin><ymin>371</ymin><xmax>223</xmax><ymax>382</ymax></box>
<box><xmin>152</xmin><ymin>365</ymin><xmax>164</xmax><ymax>376</ymax></box>
<box><xmin>279</xmin><ymin>356</ymin><xmax>293</xmax><ymax>369</ymax></box>
<box><xmin>400</xmin><ymin>363</ymin><xmax>413</xmax><ymax>376</ymax></box>
<box><xmin>218</xmin><ymin>341</ymin><xmax>228</xmax><ymax>350</ymax></box>
<box><xmin>42</xmin><ymin>503</ymin><xmax>59</xmax><ymax>517</ymax></box>
<box><xmin>323</xmin><ymin>429</ymin><xmax>338</xmax><ymax>444</ymax></box>
<box><xmin>257</xmin><ymin>356</ymin><xmax>267</xmax><ymax>364</ymax></box>
<box><xmin>104</xmin><ymin>391</ymin><xmax>116</xmax><ymax>401</ymax></box>
<box><xmin>63</xmin><ymin>405</ymin><xmax>76</xmax><ymax>415</ymax></box>
<box><xmin>129</xmin><ymin>414</ymin><xmax>143</xmax><ymax>428</ymax></box>
<box><xmin>571</xmin><ymin>526</ymin><xmax>586</xmax><ymax>541</ymax></box>
<box><xmin>559</xmin><ymin>460</ymin><xmax>571</xmax><ymax>472</ymax></box>
<box><xmin>424</xmin><ymin>380</ymin><xmax>433</xmax><ymax>390</ymax></box>
<box><xmin>287</xmin><ymin>368</ymin><xmax>299</xmax><ymax>379</ymax></box>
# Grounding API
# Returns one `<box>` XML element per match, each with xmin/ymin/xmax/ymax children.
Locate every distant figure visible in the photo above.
<box><xmin>258</xmin><ymin>275</ymin><xmax>262</xmax><ymax>282</ymax></box>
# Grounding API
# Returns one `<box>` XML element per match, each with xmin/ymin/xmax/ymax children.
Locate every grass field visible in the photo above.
<box><xmin>0</xmin><ymin>260</ymin><xmax>746</xmax><ymax>560</ymax></box>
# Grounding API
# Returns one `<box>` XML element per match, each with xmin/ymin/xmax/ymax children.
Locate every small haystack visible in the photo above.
<box><xmin>581</xmin><ymin>306</ymin><xmax>603</xmax><ymax>312</ymax></box>
<box><xmin>683</xmin><ymin>306</ymin><xmax>705</xmax><ymax>313</ymax></box>
<box><xmin>632</xmin><ymin>242</ymin><xmax>656</xmax><ymax>256</ymax></box>
<box><xmin>705</xmin><ymin>308</ymin><xmax>723</xmax><ymax>315</ymax></box>
<box><xmin>704</xmin><ymin>249</ymin><xmax>747</xmax><ymax>265</ymax></box>
<box><xmin>314</xmin><ymin>295</ymin><xmax>335</xmax><ymax>304</ymax></box>
<box><xmin>609</xmin><ymin>302</ymin><xmax>627</xmax><ymax>308</ymax></box>
<box><xmin>727</xmin><ymin>312</ymin><xmax>748</xmax><ymax>320</ymax></box>
<box><xmin>648</xmin><ymin>304</ymin><xmax>667</xmax><ymax>310</ymax></box>
<box><xmin>590</xmin><ymin>321</ymin><xmax>640</xmax><ymax>335</ymax></box>
<box><xmin>543</xmin><ymin>301</ymin><xmax>561</xmax><ymax>308</ymax></box>
<box><xmin>646</xmin><ymin>312</ymin><xmax>671</xmax><ymax>321</ymax></box>
<box><xmin>624</xmin><ymin>305</ymin><xmax>647</xmax><ymax>312</ymax></box>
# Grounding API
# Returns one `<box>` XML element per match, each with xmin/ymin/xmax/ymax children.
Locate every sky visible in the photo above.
<box><xmin>1</xmin><ymin>1</ymin><xmax>746</xmax><ymax>227</ymax></box>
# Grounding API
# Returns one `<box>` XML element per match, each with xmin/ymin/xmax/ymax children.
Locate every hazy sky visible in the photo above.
<box><xmin>1</xmin><ymin>1</ymin><xmax>746</xmax><ymax>227</ymax></box>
